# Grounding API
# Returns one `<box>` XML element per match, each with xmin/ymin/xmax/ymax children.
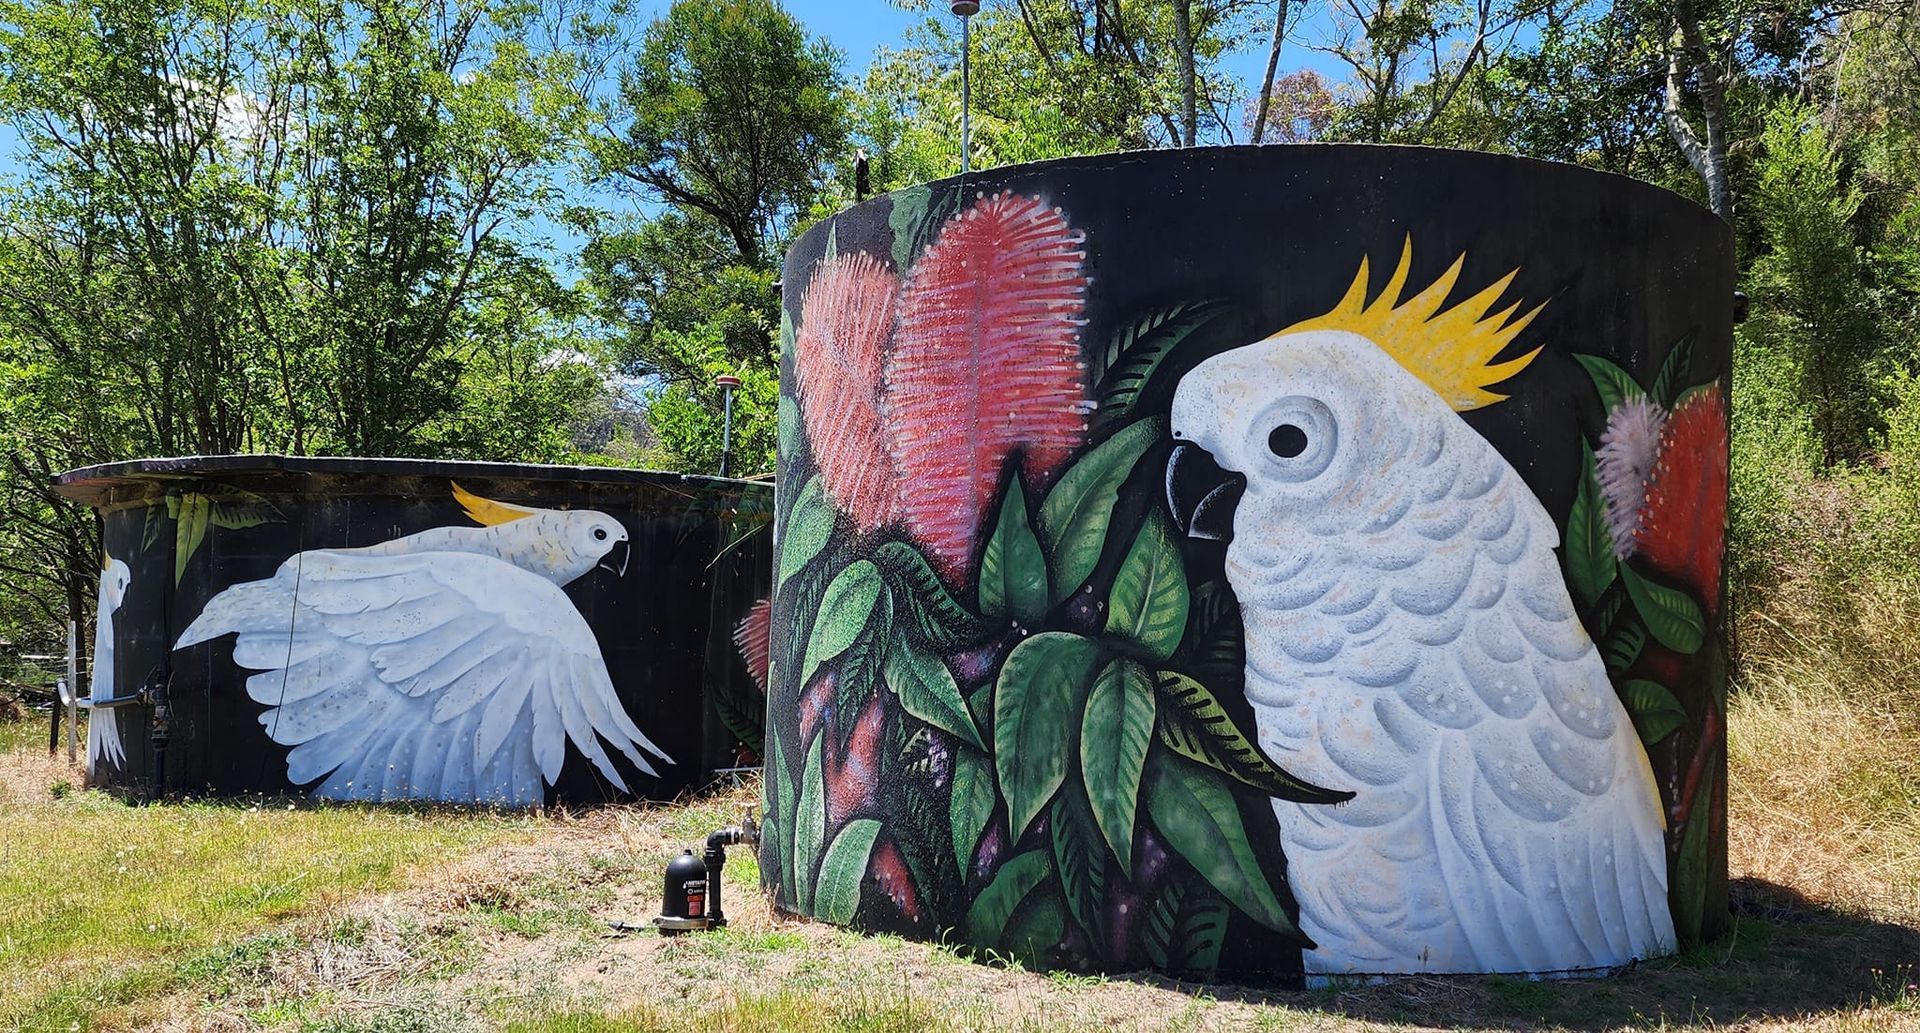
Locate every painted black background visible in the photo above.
<box><xmin>56</xmin><ymin>456</ymin><xmax>773</xmax><ymax>805</ymax></box>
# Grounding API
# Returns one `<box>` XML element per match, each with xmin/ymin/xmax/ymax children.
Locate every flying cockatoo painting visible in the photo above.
<box><xmin>1167</xmin><ymin>241</ymin><xmax>1677</xmax><ymax>975</ymax></box>
<box><xmin>175</xmin><ymin>484</ymin><xmax>672</xmax><ymax>807</ymax></box>
<box><xmin>86</xmin><ymin>552</ymin><xmax>133</xmax><ymax>780</ymax></box>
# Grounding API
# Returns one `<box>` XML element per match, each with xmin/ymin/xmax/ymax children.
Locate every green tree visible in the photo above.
<box><xmin>1743</xmin><ymin>97</ymin><xmax>1881</xmax><ymax>467</ymax></box>
<box><xmin>589</xmin><ymin>0</ymin><xmax>846</xmax><ymax>475</ymax></box>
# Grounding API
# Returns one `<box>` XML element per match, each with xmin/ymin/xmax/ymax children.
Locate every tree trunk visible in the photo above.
<box><xmin>1662</xmin><ymin>0</ymin><xmax>1731</xmax><ymax>218</ymax></box>
<box><xmin>1174</xmin><ymin>0</ymin><xmax>1197</xmax><ymax>146</ymax></box>
<box><xmin>1252</xmin><ymin>1</ymin><xmax>1291</xmax><ymax>144</ymax></box>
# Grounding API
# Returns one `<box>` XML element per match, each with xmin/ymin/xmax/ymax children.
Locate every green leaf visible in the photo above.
<box><xmin>1153</xmin><ymin>670</ymin><xmax>1351</xmax><ymax>804</ymax></box>
<box><xmin>1000</xmin><ymin>888</ymin><xmax>1066</xmax><ymax>966</ymax></box>
<box><xmin>1186</xmin><ymin>581</ymin><xmax>1244</xmax><ymax>693</ymax></box>
<box><xmin>888</xmin><ymin>184</ymin><xmax>929</xmax><ymax>269</ymax></box>
<box><xmin>949</xmin><ymin>748</ymin><xmax>995</xmax><ymax>876</ymax></box>
<box><xmin>1652</xmin><ymin>335</ymin><xmax>1694</xmax><ymax>407</ymax></box>
<box><xmin>813</xmin><ymin>819</ymin><xmax>882</xmax><ymax>925</ymax></box>
<box><xmin>994</xmin><ymin>632</ymin><xmax>1104</xmax><ymax>839</ymax></box>
<box><xmin>823</xmin><ymin>220</ymin><xmax>838</xmax><ymax>261</ymax></box>
<box><xmin>832</xmin><ymin>589</ymin><xmax>894</xmax><ymax>739</ymax></box>
<box><xmin>1566</xmin><ymin>445</ymin><xmax>1617</xmax><ymax>612</ymax></box>
<box><xmin>770</xmin><ymin>724</ymin><xmax>796</xmax><ymax>906</ymax></box>
<box><xmin>1094</xmin><ymin>303</ymin><xmax>1226</xmax><ymax>428</ymax></box>
<box><xmin>1143</xmin><ymin>754</ymin><xmax>1297</xmax><ymax>937</ymax></box>
<box><xmin>1050</xmin><ymin>788</ymin><xmax>1108</xmax><ymax>942</ymax></box>
<box><xmin>1105</xmin><ymin>511</ymin><xmax>1189</xmax><ymax>660</ymax></box>
<box><xmin>1170</xmin><ymin>893</ymin><xmax>1229</xmax><ymax>974</ymax></box>
<box><xmin>173</xmin><ymin>492</ymin><xmax>210</xmax><ymax>585</ymax></box>
<box><xmin>794</xmin><ymin>732</ymin><xmax>826</xmax><ymax>912</ymax></box>
<box><xmin>874</xmin><ymin>540</ymin><xmax>983</xmax><ymax>650</ymax></box>
<box><xmin>1573</xmin><ymin>353</ymin><xmax>1647</xmax><ymax>412</ymax></box>
<box><xmin>1603</xmin><ymin>616</ymin><xmax>1647</xmax><ymax>673</ymax></box>
<box><xmin>206</xmin><ymin>488</ymin><xmax>283</xmax><ymax>530</ymax></box>
<box><xmin>1674</xmin><ymin>765</ymin><xmax>1717</xmax><ymax>946</ymax></box>
<box><xmin>1140</xmin><ymin>878</ymin><xmax>1186</xmax><ymax>969</ymax></box>
<box><xmin>779</xmin><ymin>478</ymin><xmax>833</xmax><ymax>586</ymax></box>
<box><xmin>979</xmin><ymin>475</ymin><xmax>1049</xmax><ymax>625</ymax></box>
<box><xmin>1037</xmin><ymin>419</ymin><xmax>1162</xmax><ymax>605</ymax></box>
<box><xmin>886</xmin><ymin>634</ymin><xmax>984</xmax><ymax>750</ymax></box>
<box><xmin>1622</xmin><ymin>679</ymin><xmax>1687</xmax><ymax>745</ymax></box>
<box><xmin>965</xmin><ymin>849</ymin><xmax>1053</xmax><ymax>947</ymax></box>
<box><xmin>1621</xmin><ymin>564</ymin><xmax>1706</xmax><ymax>654</ymax></box>
<box><xmin>1080</xmin><ymin>658</ymin><xmax>1154</xmax><ymax>871</ymax></box>
<box><xmin>799</xmin><ymin>560</ymin><xmax>884</xmax><ymax>690</ymax></box>
<box><xmin>776</xmin><ymin>392</ymin><xmax>802</xmax><ymax>494</ymax></box>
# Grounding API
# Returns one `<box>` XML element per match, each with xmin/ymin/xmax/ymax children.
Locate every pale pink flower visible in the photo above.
<box><xmin>1595</xmin><ymin>396</ymin><xmax>1666</xmax><ymax>558</ymax></box>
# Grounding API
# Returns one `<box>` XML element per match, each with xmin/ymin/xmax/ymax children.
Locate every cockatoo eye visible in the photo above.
<box><xmin>592</xmin><ymin>527</ymin><xmax>608</xmax><ymax>541</ymax></box>
<box><xmin>1249</xmin><ymin>395</ymin><xmax>1338</xmax><ymax>483</ymax></box>
<box><xmin>1269</xmin><ymin>424</ymin><xmax>1308</xmax><ymax>458</ymax></box>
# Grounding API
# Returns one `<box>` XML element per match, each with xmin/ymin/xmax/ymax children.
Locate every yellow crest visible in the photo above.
<box><xmin>101</xmin><ymin>549</ymin><xmax>112</xmax><ymax>571</ymax></box>
<box><xmin>451</xmin><ymin>482</ymin><xmax>536</xmax><ymax>526</ymax></box>
<box><xmin>1278</xmin><ymin>237</ymin><xmax>1545</xmax><ymax>411</ymax></box>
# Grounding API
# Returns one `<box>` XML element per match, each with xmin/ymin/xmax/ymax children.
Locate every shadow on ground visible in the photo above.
<box><xmin>1119</xmin><ymin>879</ymin><xmax>1919</xmax><ymax>1029</ymax></box>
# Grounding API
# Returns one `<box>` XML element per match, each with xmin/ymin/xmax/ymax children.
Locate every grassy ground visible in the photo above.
<box><xmin>0</xmin><ymin>679</ymin><xmax>1914</xmax><ymax>1032</ymax></box>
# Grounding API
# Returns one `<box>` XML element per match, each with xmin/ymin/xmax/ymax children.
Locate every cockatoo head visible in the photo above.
<box><xmin>98</xmin><ymin>554</ymin><xmax>132</xmax><ymax>611</ymax></box>
<box><xmin>1168</xmin><ymin>330</ymin><xmax>1447</xmax><ymax>537</ymax></box>
<box><xmin>448</xmin><ymin>483</ymin><xmax>630</xmax><ymax>585</ymax></box>
<box><xmin>1166</xmin><ymin>240</ymin><xmax>1545</xmax><ymax>557</ymax></box>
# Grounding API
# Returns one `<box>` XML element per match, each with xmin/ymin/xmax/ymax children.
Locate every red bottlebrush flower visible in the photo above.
<box><xmin>869</xmin><ymin>837</ymin><xmax>924</xmax><ymax>923</ymax></box>
<box><xmin>825</xmin><ymin>695</ymin><xmax>885</xmax><ymax>827</ymax></box>
<box><xmin>732</xmin><ymin>596</ymin><xmax>773</xmax><ymax>692</ymax></box>
<box><xmin>887</xmin><ymin>192</ymin><xmax>1090</xmax><ymax>581</ymax></box>
<box><xmin>796</xmin><ymin>251</ymin><xmax>901</xmax><ymax>533</ymax></box>
<box><xmin>1636</xmin><ymin>384</ymin><xmax>1729</xmax><ymax>612</ymax></box>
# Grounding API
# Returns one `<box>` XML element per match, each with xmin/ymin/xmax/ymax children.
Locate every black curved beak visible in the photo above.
<box><xmin>599</xmin><ymin>538</ymin><xmax>631</xmax><ymax>576</ymax></box>
<box><xmin>1166</xmin><ymin>442</ymin><xmax>1245</xmax><ymax>542</ymax></box>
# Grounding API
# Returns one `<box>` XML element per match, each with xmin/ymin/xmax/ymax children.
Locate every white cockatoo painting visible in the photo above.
<box><xmin>175</xmin><ymin>483</ymin><xmax>672</xmax><ymax>807</ymax></box>
<box><xmin>1166</xmin><ymin>241</ymin><xmax>1677</xmax><ymax>976</ymax></box>
<box><xmin>87</xmin><ymin>553</ymin><xmax>133</xmax><ymax>780</ymax></box>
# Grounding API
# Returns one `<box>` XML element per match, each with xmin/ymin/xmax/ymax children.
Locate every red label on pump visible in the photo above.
<box><xmin>685</xmin><ymin>879</ymin><xmax>706</xmax><ymax>917</ymax></box>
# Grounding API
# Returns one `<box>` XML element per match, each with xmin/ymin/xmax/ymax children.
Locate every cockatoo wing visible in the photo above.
<box><xmin>177</xmin><ymin>549</ymin><xmax>672</xmax><ymax>806</ymax></box>
<box><xmin>86</xmin><ymin>565</ymin><xmax>127</xmax><ymax>777</ymax></box>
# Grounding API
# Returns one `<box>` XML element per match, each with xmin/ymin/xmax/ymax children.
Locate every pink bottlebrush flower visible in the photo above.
<box><xmin>732</xmin><ymin>596</ymin><xmax>772</xmax><ymax>692</ymax></box>
<box><xmin>887</xmin><ymin>192</ymin><xmax>1090</xmax><ymax>582</ymax></box>
<box><xmin>1636</xmin><ymin>384</ymin><xmax>1729</xmax><ymax>613</ymax></box>
<box><xmin>796</xmin><ymin>251</ymin><xmax>901</xmax><ymax>533</ymax></box>
<box><xmin>1596</xmin><ymin>396</ymin><xmax>1667</xmax><ymax>558</ymax></box>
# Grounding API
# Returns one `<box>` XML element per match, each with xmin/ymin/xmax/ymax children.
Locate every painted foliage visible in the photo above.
<box><xmin>57</xmin><ymin>459</ymin><xmax>774</xmax><ymax>806</ymax></box>
<box><xmin>764</xmin><ymin>148</ymin><xmax>1732</xmax><ymax>981</ymax></box>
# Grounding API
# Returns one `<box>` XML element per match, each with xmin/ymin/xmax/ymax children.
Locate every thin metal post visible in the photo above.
<box><xmin>65</xmin><ymin>620</ymin><xmax>77</xmax><ymax>764</ymax></box>
<box><xmin>715</xmin><ymin>374</ymin><xmax>742</xmax><ymax>478</ymax></box>
<box><xmin>960</xmin><ymin>14</ymin><xmax>971</xmax><ymax>174</ymax></box>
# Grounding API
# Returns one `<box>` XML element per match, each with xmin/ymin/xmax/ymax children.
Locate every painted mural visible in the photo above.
<box><xmin>174</xmin><ymin>483</ymin><xmax>672</xmax><ymax>806</ymax></box>
<box><xmin>763</xmin><ymin>147</ymin><xmax>1732</xmax><ymax>982</ymax></box>
<box><xmin>85</xmin><ymin>552</ymin><xmax>132</xmax><ymax>781</ymax></box>
<box><xmin>55</xmin><ymin>458</ymin><xmax>774</xmax><ymax>805</ymax></box>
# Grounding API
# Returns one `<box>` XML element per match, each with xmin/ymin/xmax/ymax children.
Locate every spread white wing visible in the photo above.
<box><xmin>176</xmin><ymin>549</ymin><xmax>672</xmax><ymax>806</ymax></box>
<box><xmin>86</xmin><ymin>560</ymin><xmax>130</xmax><ymax>779</ymax></box>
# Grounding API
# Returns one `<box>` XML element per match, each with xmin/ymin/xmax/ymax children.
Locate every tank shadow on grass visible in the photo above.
<box><xmin>1101</xmin><ymin>878</ymin><xmax>1920</xmax><ymax>1028</ymax></box>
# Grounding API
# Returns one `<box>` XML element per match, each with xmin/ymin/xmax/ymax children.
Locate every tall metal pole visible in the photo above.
<box><xmin>715</xmin><ymin>374</ymin><xmax>741</xmax><ymax>478</ymax></box>
<box><xmin>954</xmin><ymin>2</ymin><xmax>977</xmax><ymax>174</ymax></box>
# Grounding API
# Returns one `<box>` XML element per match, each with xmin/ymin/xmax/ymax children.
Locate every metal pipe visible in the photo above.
<box><xmin>959</xmin><ymin>10</ymin><xmax>972</xmax><ymax>174</ymax></box>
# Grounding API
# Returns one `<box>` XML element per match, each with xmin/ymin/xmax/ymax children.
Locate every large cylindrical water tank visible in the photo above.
<box><xmin>763</xmin><ymin>146</ymin><xmax>1731</xmax><ymax>983</ymax></box>
<box><xmin>54</xmin><ymin>456</ymin><xmax>773</xmax><ymax>806</ymax></box>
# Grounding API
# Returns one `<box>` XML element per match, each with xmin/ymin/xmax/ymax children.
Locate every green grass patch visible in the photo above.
<box><xmin>0</xmin><ymin>766</ymin><xmax>534</xmax><ymax>1026</ymax></box>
